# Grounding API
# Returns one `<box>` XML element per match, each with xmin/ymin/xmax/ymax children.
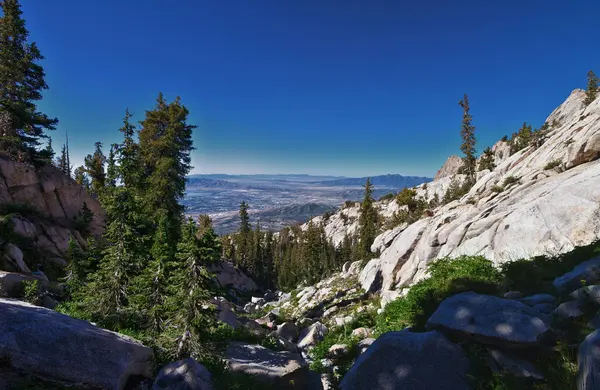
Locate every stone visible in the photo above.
<box><xmin>342</xmin><ymin>261</ymin><xmax>351</xmax><ymax>273</ymax></box>
<box><xmin>359</xmin><ymin>258</ymin><xmax>382</xmax><ymax>293</ymax></box>
<box><xmin>504</xmin><ymin>291</ymin><xmax>523</xmax><ymax>299</ymax></box>
<box><xmin>298</xmin><ymin>322</ymin><xmax>328</xmax><ymax>349</ymax></box>
<box><xmin>41</xmin><ymin>295</ymin><xmax>57</xmax><ymax>309</ymax></box>
<box><xmin>245</xmin><ymin>320</ymin><xmax>266</xmax><ymax>336</ymax></box>
<box><xmin>380</xmin><ymin>289</ymin><xmax>401</xmax><ymax>309</ymax></box>
<box><xmin>340</xmin><ymin>330</ymin><xmax>470</xmax><ymax>390</ymax></box>
<box><xmin>218</xmin><ymin>308</ymin><xmax>238</xmax><ymax>329</ymax></box>
<box><xmin>320</xmin><ymin>373</ymin><xmax>335</xmax><ymax>390</ymax></box>
<box><xmin>0</xmin><ymin>271</ymin><xmax>35</xmax><ymax>297</ymax></box>
<box><xmin>532</xmin><ymin>303</ymin><xmax>557</xmax><ymax>314</ymax></box>
<box><xmin>351</xmin><ymin>327</ymin><xmax>371</xmax><ymax>339</ymax></box>
<box><xmin>32</xmin><ymin>269</ymin><xmax>49</xmax><ymax>283</ymax></box>
<box><xmin>263</xmin><ymin>290</ymin><xmax>276</xmax><ymax>301</ymax></box>
<box><xmin>153</xmin><ymin>358</ymin><xmax>213</xmax><ymax>390</ymax></box>
<box><xmin>334</xmin><ymin>315</ymin><xmax>354</xmax><ymax>327</ymax></box>
<box><xmin>554</xmin><ymin>256</ymin><xmax>600</xmax><ymax>294</ymax></box>
<box><xmin>251</xmin><ymin>296</ymin><xmax>265</xmax><ymax>304</ymax></box>
<box><xmin>426</xmin><ymin>292</ymin><xmax>552</xmax><ymax>348</ymax></box>
<box><xmin>519</xmin><ymin>293</ymin><xmax>557</xmax><ymax>306</ymax></box>
<box><xmin>322</xmin><ymin>306</ymin><xmax>338</xmax><ymax>318</ymax></box>
<box><xmin>435</xmin><ymin>155</ymin><xmax>464</xmax><ymax>180</ymax></box>
<box><xmin>276</xmin><ymin>321</ymin><xmax>299</xmax><ymax>342</ymax></box>
<box><xmin>489</xmin><ymin>349</ymin><xmax>544</xmax><ymax>380</ymax></box>
<box><xmin>327</xmin><ymin>344</ymin><xmax>349</xmax><ymax>359</ymax></box>
<box><xmin>0</xmin><ymin>298</ymin><xmax>153</xmax><ymax>389</ymax></box>
<box><xmin>553</xmin><ymin>300</ymin><xmax>584</xmax><ymax>319</ymax></box>
<box><xmin>570</xmin><ymin>285</ymin><xmax>600</xmax><ymax>304</ymax></box>
<box><xmin>578</xmin><ymin>329</ymin><xmax>600</xmax><ymax>389</ymax></box>
<box><xmin>297</xmin><ymin>317</ymin><xmax>315</xmax><ymax>328</ymax></box>
<box><xmin>209</xmin><ymin>261</ymin><xmax>258</xmax><ymax>292</ymax></box>
<box><xmin>226</xmin><ymin>342</ymin><xmax>309</xmax><ymax>390</ymax></box>
<box><xmin>3</xmin><ymin>243</ymin><xmax>30</xmax><ymax>273</ymax></box>
<box><xmin>270</xmin><ymin>335</ymin><xmax>299</xmax><ymax>353</ymax></box>
<box><xmin>357</xmin><ymin>338</ymin><xmax>375</xmax><ymax>354</ymax></box>
<box><xmin>243</xmin><ymin>302</ymin><xmax>255</xmax><ymax>314</ymax></box>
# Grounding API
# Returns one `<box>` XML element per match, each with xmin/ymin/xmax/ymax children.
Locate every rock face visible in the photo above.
<box><xmin>578</xmin><ymin>330</ymin><xmax>600</xmax><ymax>390</ymax></box>
<box><xmin>153</xmin><ymin>358</ymin><xmax>213</xmax><ymax>390</ymax></box>
<box><xmin>0</xmin><ymin>298</ymin><xmax>154</xmax><ymax>389</ymax></box>
<box><xmin>426</xmin><ymin>292</ymin><xmax>552</xmax><ymax>348</ymax></box>
<box><xmin>435</xmin><ymin>155</ymin><xmax>464</xmax><ymax>180</ymax></box>
<box><xmin>340</xmin><ymin>330</ymin><xmax>470</xmax><ymax>390</ymax></box>
<box><xmin>298</xmin><ymin>322</ymin><xmax>328</xmax><ymax>349</ymax></box>
<box><xmin>210</xmin><ymin>261</ymin><xmax>258</xmax><ymax>292</ymax></box>
<box><xmin>0</xmin><ymin>270</ymin><xmax>37</xmax><ymax>297</ymax></box>
<box><xmin>226</xmin><ymin>342</ymin><xmax>309</xmax><ymax>389</ymax></box>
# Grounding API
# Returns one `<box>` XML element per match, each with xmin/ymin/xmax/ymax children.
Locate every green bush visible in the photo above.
<box><xmin>502</xmin><ymin>176</ymin><xmax>520</xmax><ymax>187</ymax></box>
<box><xmin>491</xmin><ymin>185</ymin><xmax>504</xmax><ymax>193</ymax></box>
<box><xmin>544</xmin><ymin>159</ymin><xmax>562</xmax><ymax>170</ymax></box>
<box><xmin>375</xmin><ymin>256</ymin><xmax>501</xmax><ymax>333</ymax></box>
<box><xmin>378</xmin><ymin>192</ymin><xmax>395</xmax><ymax>201</ymax></box>
<box><xmin>22</xmin><ymin>279</ymin><xmax>40</xmax><ymax>303</ymax></box>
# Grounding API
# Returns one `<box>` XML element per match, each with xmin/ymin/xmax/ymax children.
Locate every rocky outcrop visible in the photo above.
<box><xmin>339</xmin><ymin>330</ymin><xmax>470</xmax><ymax>390</ymax></box>
<box><xmin>210</xmin><ymin>261</ymin><xmax>258</xmax><ymax>292</ymax></box>
<box><xmin>426</xmin><ymin>292</ymin><xmax>552</xmax><ymax>348</ymax></box>
<box><xmin>578</xmin><ymin>329</ymin><xmax>600</xmax><ymax>390</ymax></box>
<box><xmin>553</xmin><ymin>256</ymin><xmax>600</xmax><ymax>294</ymax></box>
<box><xmin>0</xmin><ymin>298</ymin><xmax>154</xmax><ymax>389</ymax></box>
<box><xmin>225</xmin><ymin>342</ymin><xmax>310</xmax><ymax>389</ymax></box>
<box><xmin>435</xmin><ymin>155</ymin><xmax>464</xmax><ymax>180</ymax></box>
<box><xmin>153</xmin><ymin>358</ymin><xmax>213</xmax><ymax>390</ymax></box>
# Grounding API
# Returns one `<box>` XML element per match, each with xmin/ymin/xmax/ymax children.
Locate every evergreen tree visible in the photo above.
<box><xmin>64</xmin><ymin>236</ymin><xmax>87</xmax><ymax>292</ymax></box>
<box><xmin>118</xmin><ymin>109</ymin><xmax>140</xmax><ymax>189</ymax></box>
<box><xmin>106</xmin><ymin>144</ymin><xmax>118</xmax><ymax>187</ymax></box>
<box><xmin>0</xmin><ymin>0</ymin><xmax>58</xmax><ymax>163</ymax></box>
<box><xmin>138</xmin><ymin>93</ymin><xmax>195</xmax><ymax>243</ymax></box>
<box><xmin>170</xmin><ymin>218</ymin><xmax>216</xmax><ymax>358</ymax></box>
<box><xmin>236</xmin><ymin>201</ymin><xmax>251</xmax><ymax>267</ymax></box>
<box><xmin>358</xmin><ymin>178</ymin><xmax>378</xmax><ymax>260</ymax></box>
<box><xmin>252</xmin><ymin>221</ymin><xmax>263</xmax><ymax>282</ymax></box>
<box><xmin>56</xmin><ymin>144</ymin><xmax>70</xmax><ymax>175</ymax></box>
<box><xmin>84</xmin><ymin>142</ymin><xmax>107</xmax><ymax>197</ymax></box>
<box><xmin>584</xmin><ymin>70</ymin><xmax>599</xmax><ymax>106</ymax></box>
<box><xmin>44</xmin><ymin>138</ymin><xmax>54</xmax><ymax>164</ymax></box>
<box><xmin>459</xmin><ymin>94</ymin><xmax>477</xmax><ymax>178</ymax></box>
<box><xmin>263</xmin><ymin>230</ymin><xmax>275</xmax><ymax>287</ymax></box>
<box><xmin>478</xmin><ymin>147</ymin><xmax>496</xmax><ymax>172</ymax></box>
<box><xmin>74</xmin><ymin>165</ymin><xmax>90</xmax><ymax>190</ymax></box>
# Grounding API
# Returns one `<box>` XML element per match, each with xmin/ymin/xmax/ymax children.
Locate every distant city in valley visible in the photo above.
<box><xmin>182</xmin><ymin>173</ymin><xmax>432</xmax><ymax>234</ymax></box>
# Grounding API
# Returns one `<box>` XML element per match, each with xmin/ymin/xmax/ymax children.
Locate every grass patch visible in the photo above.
<box><xmin>491</xmin><ymin>185</ymin><xmax>504</xmax><ymax>193</ymax></box>
<box><xmin>502</xmin><ymin>176</ymin><xmax>520</xmax><ymax>188</ymax></box>
<box><xmin>375</xmin><ymin>256</ymin><xmax>502</xmax><ymax>333</ymax></box>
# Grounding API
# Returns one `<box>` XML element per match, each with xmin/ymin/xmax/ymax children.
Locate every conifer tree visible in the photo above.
<box><xmin>84</xmin><ymin>142</ymin><xmax>107</xmax><ymax>197</ymax></box>
<box><xmin>478</xmin><ymin>147</ymin><xmax>496</xmax><ymax>172</ymax></box>
<box><xmin>236</xmin><ymin>201</ymin><xmax>251</xmax><ymax>267</ymax></box>
<box><xmin>0</xmin><ymin>0</ymin><xmax>58</xmax><ymax>163</ymax></box>
<box><xmin>64</xmin><ymin>237</ymin><xmax>87</xmax><ymax>292</ymax></box>
<box><xmin>118</xmin><ymin>109</ymin><xmax>140</xmax><ymax>189</ymax></box>
<box><xmin>584</xmin><ymin>70</ymin><xmax>599</xmax><ymax>106</ymax></box>
<box><xmin>358</xmin><ymin>178</ymin><xmax>378</xmax><ymax>260</ymax></box>
<box><xmin>56</xmin><ymin>144</ymin><xmax>69</xmax><ymax>175</ymax></box>
<box><xmin>459</xmin><ymin>94</ymin><xmax>477</xmax><ymax>178</ymax></box>
<box><xmin>138</xmin><ymin>93</ymin><xmax>195</xmax><ymax>243</ymax></box>
<box><xmin>170</xmin><ymin>218</ymin><xmax>216</xmax><ymax>358</ymax></box>
<box><xmin>106</xmin><ymin>144</ymin><xmax>118</xmax><ymax>187</ymax></box>
<box><xmin>74</xmin><ymin>165</ymin><xmax>90</xmax><ymax>190</ymax></box>
<box><xmin>44</xmin><ymin>138</ymin><xmax>54</xmax><ymax>164</ymax></box>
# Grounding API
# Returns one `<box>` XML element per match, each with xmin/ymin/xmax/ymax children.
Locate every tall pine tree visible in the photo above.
<box><xmin>584</xmin><ymin>70</ymin><xmax>599</xmax><ymax>106</ymax></box>
<box><xmin>358</xmin><ymin>178</ymin><xmax>378</xmax><ymax>260</ymax></box>
<box><xmin>84</xmin><ymin>142</ymin><xmax>107</xmax><ymax>197</ymax></box>
<box><xmin>0</xmin><ymin>0</ymin><xmax>58</xmax><ymax>162</ymax></box>
<box><xmin>236</xmin><ymin>201</ymin><xmax>251</xmax><ymax>268</ymax></box>
<box><xmin>459</xmin><ymin>94</ymin><xmax>477</xmax><ymax>178</ymax></box>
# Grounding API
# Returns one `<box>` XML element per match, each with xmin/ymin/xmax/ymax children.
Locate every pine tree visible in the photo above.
<box><xmin>64</xmin><ymin>236</ymin><xmax>87</xmax><ymax>292</ymax></box>
<box><xmin>44</xmin><ymin>138</ymin><xmax>54</xmax><ymax>164</ymax></box>
<box><xmin>0</xmin><ymin>0</ymin><xmax>58</xmax><ymax>163</ymax></box>
<box><xmin>84</xmin><ymin>142</ymin><xmax>107</xmax><ymax>197</ymax></box>
<box><xmin>56</xmin><ymin>144</ymin><xmax>69</xmax><ymax>175</ymax></box>
<box><xmin>118</xmin><ymin>109</ymin><xmax>140</xmax><ymax>189</ymax></box>
<box><xmin>106</xmin><ymin>144</ymin><xmax>118</xmax><ymax>187</ymax></box>
<box><xmin>459</xmin><ymin>94</ymin><xmax>477</xmax><ymax>178</ymax></box>
<box><xmin>478</xmin><ymin>147</ymin><xmax>495</xmax><ymax>172</ymax></box>
<box><xmin>138</xmin><ymin>93</ymin><xmax>195</xmax><ymax>243</ymax></box>
<box><xmin>74</xmin><ymin>165</ymin><xmax>90</xmax><ymax>190</ymax></box>
<box><xmin>236</xmin><ymin>201</ymin><xmax>251</xmax><ymax>267</ymax></box>
<box><xmin>358</xmin><ymin>178</ymin><xmax>378</xmax><ymax>260</ymax></box>
<box><xmin>584</xmin><ymin>70</ymin><xmax>599</xmax><ymax>106</ymax></box>
<box><xmin>170</xmin><ymin>218</ymin><xmax>216</xmax><ymax>358</ymax></box>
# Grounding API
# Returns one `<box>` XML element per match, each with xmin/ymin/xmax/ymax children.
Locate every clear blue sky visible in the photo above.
<box><xmin>19</xmin><ymin>0</ymin><xmax>599</xmax><ymax>177</ymax></box>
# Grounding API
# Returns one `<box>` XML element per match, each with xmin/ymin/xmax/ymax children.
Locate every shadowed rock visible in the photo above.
<box><xmin>554</xmin><ymin>256</ymin><xmax>600</xmax><ymax>294</ymax></box>
<box><xmin>153</xmin><ymin>358</ymin><xmax>213</xmax><ymax>390</ymax></box>
<box><xmin>578</xmin><ymin>330</ymin><xmax>600</xmax><ymax>389</ymax></box>
<box><xmin>426</xmin><ymin>292</ymin><xmax>552</xmax><ymax>348</ymax></box>
<box><xmin>340</xmin><ymin>330</ymin><xmax>470</xmax><ymax>390</ymax></box>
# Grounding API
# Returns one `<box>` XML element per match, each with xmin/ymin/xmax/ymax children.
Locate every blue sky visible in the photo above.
<box><xmin>20</xmin><ymin>0</ymin><xmax>599</xmax><ymax>177</ymax></box>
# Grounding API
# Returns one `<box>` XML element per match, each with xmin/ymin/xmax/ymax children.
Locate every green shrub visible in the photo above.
<box><xmin>343</xmin><ymin>200</ymin><xmax>356</xmax><ymax>209</ymax></box>
<box><xmin>502</xmin><ymin>176</ymin><xmax>520</xmax><ymax>187</ymax></box>
<box><xmin>378</xmin><ymin>192</ymin><xmax>395</xmax><ymax>201</ymax></box>
<box><xmin>491</xmin><ymin>185</ymin><xmax>504</xmax><ymax>193</ymax></box>
<box><xmin>544</xmin><ymin>159</ymin><xmax>562</xmax><ymax>170</ymax></box>
<box><xmin>375</xmin><ymin>256</ymin><xmax>501</xmax><ymax>333</ymax></box>
<box><xmin>442</xmin><ymin>177</ymin><xmax>474</xmax><ymax>204</ymax></box>
<box><xmin>22</xmin><ymin>279</ymin><xmax>40</xmax><ymax>303</ymax></box>
<box><xmin>564</xmin><ymin>139</ymin><xmax>575</xmax><ymax>146</ymax></box>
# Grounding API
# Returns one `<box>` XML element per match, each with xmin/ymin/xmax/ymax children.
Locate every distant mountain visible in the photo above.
<box><xmin>186</xmin><ymin>178</ymin><xmax>242</xmax><ymax>189</ymax></box>
<box><xmin>188</xmin><ymin>173</ymin><xmax>345</xmax><ymax>182</ymax></box>
<box><xmin>316</xmin><ymin>174</ymin><xmax>432</xmax><ymax>188</ymax></box>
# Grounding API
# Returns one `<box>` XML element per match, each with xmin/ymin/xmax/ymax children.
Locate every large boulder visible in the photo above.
<box><xmin>554</xmin><ymin>257</ymin><xmax>600</xmax><ymax>294</ymax></box>
<box><xmin>578</xmin><ymin>329</ymin><xmax>600</xmax><ymax>389</ymax></box>
<box><xmin>297</xmin><ymin>322</ymin><xmax>328</xmax><ymax>349</ymax></box>
<box><xmin>2</xmin><ymin>243</ymin><xmax>30</xmax><ymax>272</ymax></box>
<box><xmin>0</xmin><ymin>298</ymin><xmax>154</xmax><ymax>389</ymax></box>
<box><xmin>209</xmin><ymin>261</ymin><xmax>258</xmax><ymax>292</ymax></box>
<box><xmin>426</xmin><ymin>292</ymin><xmax>552</xmax><ymax>348</ymax></box>
<box><xmin>276</xmin><ymin>321</ymin><xmax>299</xmax><ymax>342</ymax></box>
<box><xmin>340</xmin><ymin>330</ymin><xmax>470</xmax><ymax>390</ymax></box>
<box><xmin>0</xmin><ymin>271</ymin><xmax>36</xmax><ymax>297</ymax></box>
<box><xmin>225</xmin><ymin>342</ymin><xmax>309</xmax><ymax>389</ymax></box>
<box><xmin>153</xmin><ymin>358</ymin><xmax>213</xmax><ymax>390</ymax></box>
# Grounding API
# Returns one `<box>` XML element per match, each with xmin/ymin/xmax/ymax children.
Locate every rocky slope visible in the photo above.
<box><xmin>303</xmin><ymin>89</ymin><xmax>600</xmax><ymax>301</ymax></box>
